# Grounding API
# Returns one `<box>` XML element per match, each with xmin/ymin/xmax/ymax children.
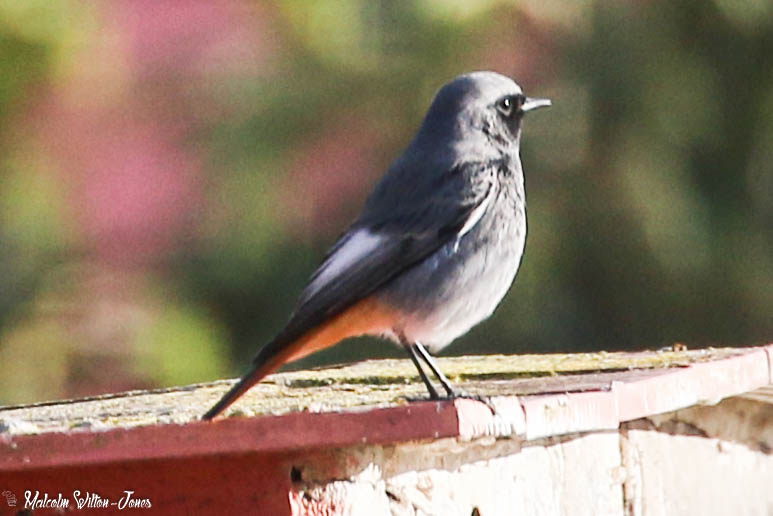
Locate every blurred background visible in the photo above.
<box><xmin>0</xmin><ymin>0</ymin><xmax>771</xmax><ymax>405</ymax></box>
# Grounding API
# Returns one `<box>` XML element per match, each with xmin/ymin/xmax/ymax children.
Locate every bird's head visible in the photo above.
<box><xmin>417</xmin><ymin>71</ymin><xmax>550</xmax><ymax>156</ymax></box>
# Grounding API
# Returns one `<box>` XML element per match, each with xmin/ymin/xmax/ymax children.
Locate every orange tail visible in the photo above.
<box><xmin>202</xmin><ymin>297</ymin><xmax>397</xmax><ymax>420</ymax></box>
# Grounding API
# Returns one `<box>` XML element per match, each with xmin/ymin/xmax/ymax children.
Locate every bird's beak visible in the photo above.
<box><xmin>522</xmin><ymin>97</ymin><xmax>552</xmax><ymax>113</ymax></box>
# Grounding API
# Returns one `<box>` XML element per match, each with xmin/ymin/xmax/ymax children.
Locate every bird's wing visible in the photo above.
<box><xmin>259</xmin><ymin>158</ymin><xmax>501</xmax><ymax>359</ymax></box>
<box><xmin>201</xmin><ymin>158</ymin><xmax>501</xmax><ymax>420</ymax></box>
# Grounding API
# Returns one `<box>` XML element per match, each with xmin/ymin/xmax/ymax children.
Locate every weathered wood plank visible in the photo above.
<box><xmin>0</xmin><ymin>348</ymin><xmax>753</xmax><ymax>435</ymax></box>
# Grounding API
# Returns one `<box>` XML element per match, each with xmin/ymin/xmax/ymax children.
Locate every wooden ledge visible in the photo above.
<box><xmin>1</xmin><ymin>345</ymin><xmax>771</xmax><ymax>473</ymax></box>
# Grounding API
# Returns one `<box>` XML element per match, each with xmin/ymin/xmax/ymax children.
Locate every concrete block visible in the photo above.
<box><xmin>622</xmin><ymin>428</ymin><xmax>773</xmax><ymax>516</ymax></box>
<box><xmin>291</xmin><ymin>433</ymin><xmax>624</xmax><ymax>516</ymax></box>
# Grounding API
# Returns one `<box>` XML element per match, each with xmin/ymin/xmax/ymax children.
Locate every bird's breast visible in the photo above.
<box><xmin>377</xmin><ymin>188</ymin><xmax>526</xmax><ymax>351</ymax></box>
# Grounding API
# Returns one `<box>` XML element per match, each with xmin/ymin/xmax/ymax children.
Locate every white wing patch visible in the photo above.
<box><xmin>304</xmin><ymin>229</ymin><xmax>386</xmax><ymax>300</ymax></box>
<box><xmin>454</xmin><ymin>185</ymin><xmax>494</xmax><ymax>252</ymax></box>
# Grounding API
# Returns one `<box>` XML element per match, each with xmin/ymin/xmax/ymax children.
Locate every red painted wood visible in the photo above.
<box><xmin>1</xmin><ymin>401</ymin><xmax>459</xmax><ymax>473</ymax></box>
<box><xmin>2</xmin><ymin>452</ymin><xmax>293</xmax><ymax>515</ymax></box>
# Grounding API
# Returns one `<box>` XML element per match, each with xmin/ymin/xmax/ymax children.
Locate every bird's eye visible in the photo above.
<box><xmin>497</xmin><ymin>97</ymin><xmax>513</xmax><ymax>117</ymax></box>
<box><xmin>496</xmin><ymin>95</ymin><xmax>524</xmax><ymax>118</ymax></box>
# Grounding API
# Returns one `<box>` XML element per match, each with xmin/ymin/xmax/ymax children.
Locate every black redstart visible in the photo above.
<box><xmin>203</xmin><ymin>71</ymin><xmax>550</xmax><ymax>420</ymax></box>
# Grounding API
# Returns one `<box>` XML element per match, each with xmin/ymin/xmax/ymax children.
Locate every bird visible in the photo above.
<box><xmin>203</xmin><ymin>71</ymin><xmax>550</xmax><ymax>420</ymax></box>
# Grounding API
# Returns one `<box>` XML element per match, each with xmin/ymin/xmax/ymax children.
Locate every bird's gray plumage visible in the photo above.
<box><xmin>262</xmin><ymin>72</ymin><xmax>535</xmax><ymax>359</ymax></box>
<box><xmin>301</xmin><ymin>72</ymin><xmax>536</xmax><ymax>344</ymax></box>
<box><xmin>202</xmin><ymin>71</ymin><xmax>549</xmax><ymax>420</ymax></box>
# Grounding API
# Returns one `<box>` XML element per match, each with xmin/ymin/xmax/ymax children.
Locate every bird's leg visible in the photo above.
<box><xmin>400</xmin><ymin>336</ymin><xmax>440</xmax><ymax>399</ymax></box>
<box><xmin>412</xmin><ymin>342</ymin><xmax>458</xmax><ymax>397</ymax></box>
<box><xmin>414</xmin><ymin>342</ymin><xmax>496</xmax><ymax>413</ymax></box>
